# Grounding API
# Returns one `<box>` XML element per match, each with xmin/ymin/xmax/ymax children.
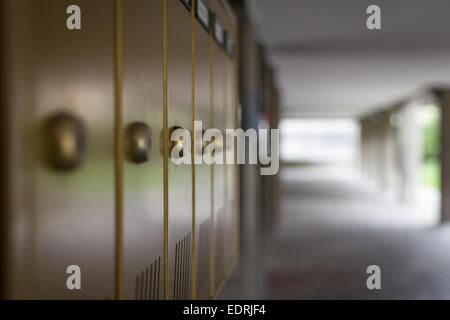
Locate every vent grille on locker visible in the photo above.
<box><xmin>173</xmin><ymin>233</ymin><xmax>192</xmax><ymax>300</ymax></box>
<box><xmin>135</xmin><ymin>257</ymin><xmax>161</xmax><ymax>300</ymax></box>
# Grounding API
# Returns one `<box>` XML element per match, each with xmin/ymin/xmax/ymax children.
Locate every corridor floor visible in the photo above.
<box><xmin>267</xmin><ymin>165</ymin><xmax>450</xmax><ymax>299</ymax></box>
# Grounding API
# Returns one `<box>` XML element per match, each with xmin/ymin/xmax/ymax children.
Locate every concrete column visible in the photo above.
<box><xmin>374</xmin><ymin>116</ymin><xmax>385</xmax><ymax>187</ymax></box>
<box><xmin>360</xmin><ymin>117</ymin><xmax>375</xmax><ymax>182</ymax></box>
<box><xmin>397</xmin><ymin>103</ymin><xmax>421</xmax><ymax>202</ymax></box>
<box><xmin>368</xmin><ymin>118</ymin><xmax>380</xmax><ymax>185</ymax></box>
<box><xmin>368</xmin><ymin>120</ymin><xmax>376</xmax><ymax>182</ymax></box>
<box><xmin>233</xmin><ymin>5</ymin><xmax>266</xmax><ymax>299</ymax></box>
<box><xmin>439</xmin><ymin>91</ymin><xmax>450</xmax><ymax>221</ymax></box>
<box><xmin>359</xmin><ymin>119</ymin><xmax>369</xmax><ymax>177</ymax></box>
<box><xmin>379</xmin><ymin>111</ymin><xmax>396</xmax><ymax>189</ymax></box>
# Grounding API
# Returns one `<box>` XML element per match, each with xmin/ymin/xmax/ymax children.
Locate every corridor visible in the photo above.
<box><xmin>267</xmin><ymin>165</ymin><xmax>449</xmax><ymax>299</ymax></box>
<box><xmin>4</xmin><ymin>0</ymin><xmax>450</xmax><ymax>303</ymax></box>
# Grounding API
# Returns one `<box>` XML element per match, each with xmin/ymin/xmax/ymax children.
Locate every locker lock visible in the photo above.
<box><xmin>125</xmin><ymin>122</ymin><xmax>152</xmax><ymax>164</ymax></box>
<box><xmin>43</xmin><ymin>112</ymin><xmax>86</xmax><ymax>171</ymax></box>
<box><xmin>200</xmin><ymin>130</ymin><xmax>207</xmax><ymax>155</ymax></box>
<box><xmin>168</xmin><ymin>126</ymin><xmax>185</xmax><ymax>158</ymax></box>
<box><xmin>158</xmin><ymin>126</ymin><xmax>189</xmax><ymax>158</ymax></box>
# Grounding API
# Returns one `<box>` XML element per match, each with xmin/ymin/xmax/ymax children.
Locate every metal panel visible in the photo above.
<box><xmin>211</xmin><ymin>0</ymin><xmax>227</xmax><ymax>292</ymax></box>
<box><xmin>1</xmin><ymin>0</ymin><xmax>116</xmax><ymax>299</ymax></box>
<box><xmin>193</xmin><ymin>0</ymin><xmax>212</xmax><ymax>300</ymax></box>
<box><xmin>122</xmin><ymin>0</ymin><xmax>164</xmax><ymax>300</ymax></box>
<box><xmin>0</xmin><ymin>0</ymin><xmax>6</xmax><ymax>300</ymax></box>
<box><xmin>167</xmin><ymin>0</ymin><xmax>193</xmax><ymax>300</ymax></box>
<box><xmin>231</xmin><ymin>20</ymin><xmax>240</xmax><ymax>271</ymax></box>
<box><xmin>223</xmin><ymin>13</ymin><xmax>237</xmax><ymax>275</ymax></box>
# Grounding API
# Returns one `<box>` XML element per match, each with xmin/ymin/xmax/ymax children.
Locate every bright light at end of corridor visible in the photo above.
<box><xmin>279</xmin><ymin>118</ymin><xmax>359</xmax><ymax>164</ymax></box>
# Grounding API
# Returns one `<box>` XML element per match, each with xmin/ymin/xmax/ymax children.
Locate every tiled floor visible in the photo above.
<box><xmin>223</xmin><ymin>165</ymin><xmax>450</xmax><ymax>299</ymax></box>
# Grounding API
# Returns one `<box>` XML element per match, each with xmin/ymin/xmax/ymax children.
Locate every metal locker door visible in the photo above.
<box><xmin>193</xmin><ymin>0</ymin><xmax>212</xmax><ymax>300</ymax></box>
<box><xmin>211</xmin><ymin>0</ymin><xmax>227</xmax><ymax>293</ymax></box>
<box><xmin>167</xmin><ymin>0</ymin><xmax>193</xmax><ymax>300</ymax></box>
<box><xmin>1</xmin><ymin>0</ymin><xmax>116</xmax><ymax>299</ymax></box>
<box><xmin>230</xmin><ymin>21</ymin><xmax>240</xmax><ymax>272</ymax></box>
<box><xmin>122</xmin><ymin>0</ymin><xmax>164</xmax><ymax>300</ymax></box>
<box><xmin>223</xmin><ymin>20</ymin><xmax>236</xmax><ymax>276</ymax></box>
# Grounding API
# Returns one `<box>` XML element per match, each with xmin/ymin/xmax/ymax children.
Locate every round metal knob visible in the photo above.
<box><xmin>158</xmin><ymin>126</ymin><xmax>189</xmax><ymax>158</ymax></box>
<box><xmin>43</xmin><ymin>112</ymin><xmax>86</xmax><ymax>171</ymax></box>
<box><xmin>125</xmin><ymin>122</ymin><xmax>152</xmax><ymax>164</ymax></box>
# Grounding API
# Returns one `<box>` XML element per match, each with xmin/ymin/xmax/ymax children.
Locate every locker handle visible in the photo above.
<box><xmin>125</xmin><ymin>122</ymin><xmax>152</xmax><ymax>164</ymax></box>
<box><xmin>43</xmin><ymin>112</ymin><xmax>86</xmax><ymax>171</ymax></box>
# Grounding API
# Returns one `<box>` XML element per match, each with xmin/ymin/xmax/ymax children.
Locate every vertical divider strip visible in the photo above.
<box><xmin>223</xmin><ymin>38</ymin><xmax>228</xmax><ymax>274</ymax></box>
<box><xmin>163</xmin><ymin>0</ymin><xmax>169</xmax><ymax>301</ymax></box>
<box><xmin>233</xmin><ymin>24</ymin><xmax>240</xmax><ymax>265</ymax></box>
<box><xmin>209</xmin><ymin>0</ymin><xmax>215</xmax><ymax>299</ymax></box>
<box><xmin>114</xmin><ymin>0</ymin><xmax>124</xmax><ymax>300</ymax></box>
<box><xmin>191</xmin><ymin>0</ymin><xmax>197</xmax><ymax>301</ymax></box>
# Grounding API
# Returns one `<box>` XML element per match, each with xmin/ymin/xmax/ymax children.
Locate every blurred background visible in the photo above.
<box><xmin>3</xmin><ymin>0</ymin><xmax>450</xmax><ymax>300</ymax></box>
<box><xmin>223</xmin><ymin>0</ymin><xmax>450</xmax><ymax>299</ymax></box>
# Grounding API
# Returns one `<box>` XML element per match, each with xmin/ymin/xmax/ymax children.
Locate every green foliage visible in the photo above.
<box><xmin>418</xmin><ymin>104</ymin><xmax>441</xmax><ymax>189</ymax></box>
<box><xmin>419</xmin><ymin>158</ymin><xmax>440</xmax><ymax>189</ymax></box>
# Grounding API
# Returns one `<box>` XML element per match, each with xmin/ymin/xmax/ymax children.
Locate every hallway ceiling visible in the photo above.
<box><xmin>247</xmin><ymin>0</ymin><xmax>450</xmax><ymax>118</ymax></box>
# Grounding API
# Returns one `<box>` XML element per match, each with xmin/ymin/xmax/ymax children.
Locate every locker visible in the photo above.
<box><xmin>230</xmin><ymin>22</ymin><xmax>240</xmax><ymax>274</ymax></box>
<box><xmin>193</xmin><ymin>0</ymin><xmax>212</xmax><ymax>300</ymax></box>
<box><xmin>166</xmin><ymin>0</ymin><xmax>193</xmax><ymax>300</ymax></box>
<box><xmin>223</xmin><ymin>7</ymin><xmax>238</xmax><ymax>275</ymax></box>
<box><xmin>210</xmin><ymin>0</ymin><xmax>227</xmax><ymax>293</ymax></box>
<box><xmin>0</xmin><ymin>0</ymin><xmax>239</xmax><ymax>300</ymax></box>
<box><xmin>1</xmin><ymin>0</ymin><xmax>116</xmax><ymax>299</ymax></box>
<box><xmin>122</xmin><ymin>0</ymin><xmax>164</xmax><ymax>300</ymax></box>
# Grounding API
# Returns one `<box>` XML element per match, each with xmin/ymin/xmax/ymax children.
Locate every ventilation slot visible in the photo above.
<box><xmin>197</xmin><ymin>218</ymin><xmax>210</xmax><ymax>296</ymax></box>
<box><xmin>135</xmin><ymin>256</ymin><xmax>161</xmax><ymax>300</ymax></box>
<box><xmin>173</xmin><ymin>233</ymin><xmax>191</xmax><ymax>300</ymax></box>
<box><xmin>227</xmin><ymin>201</ymin><xmax>235</xmax><ymax>266</ymax></box>
<box><xmin>215</xmin><ymin>207</ymin><xmax>226</xmax><ymax>287</ymax></box>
